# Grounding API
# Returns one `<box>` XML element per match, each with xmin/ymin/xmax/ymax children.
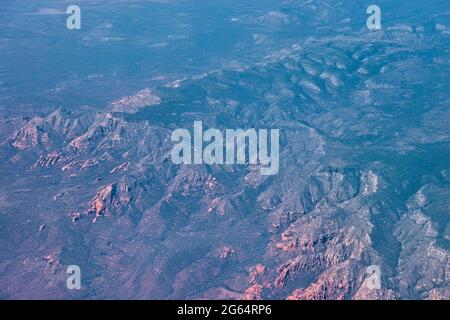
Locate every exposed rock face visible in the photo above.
<box><xmin>34</xmin><ymin>151</ymin><xmax>63</xmax><ymax>168</ymax></box>
<box><xmin>243</xmin><ymin>284</ymin><xmax>263</xmax><ymax>300</ymax></box>
<box><xmin>9</xmin><ymin>109</ymin><xmax>93</xmax><ymax>151</ymax></box>
<box><xmin>0</xmin><ymin>1</ymin><xmax>449</xmax><ymax>300</ymax></box>
<box><xmin>393</xmin><ymin>185</ymin><xmax>450</xmax><ymax>299</ymax></box>
<box><xmin>111</xmin><ymin>89</ymin><xmax>161</xmax><ymax>114</ymax></box>
<box><xmin>88</xmin><ymin>184</ymin><xmax>120</xmax><ymax>221</ymax></box>
<box><xmin>10</xmin><ymin>117</ymin><xmax>54</xmax><ymax>150</ymax></box>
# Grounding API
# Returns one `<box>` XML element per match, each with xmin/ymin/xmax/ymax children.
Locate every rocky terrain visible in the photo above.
<box><xmin>0</xmin><ymin>0</ymin><xmax>449</xmax><ymax>299</ymax></box>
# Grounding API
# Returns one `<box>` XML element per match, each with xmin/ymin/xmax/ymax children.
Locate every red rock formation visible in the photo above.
<box><xmin>87</xmin><ymin>183</ymin><xmax>132</xmax><ymax>222</ymax></box>
<box><xmin>33</xmin><ymin>151</ymin><xmax>63</xmax><ymax>168</ymax></box>
<box><xmin>243</xmin><ymin>284</ymin><xmax>263</xmax><ymax>300</ymax></box>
